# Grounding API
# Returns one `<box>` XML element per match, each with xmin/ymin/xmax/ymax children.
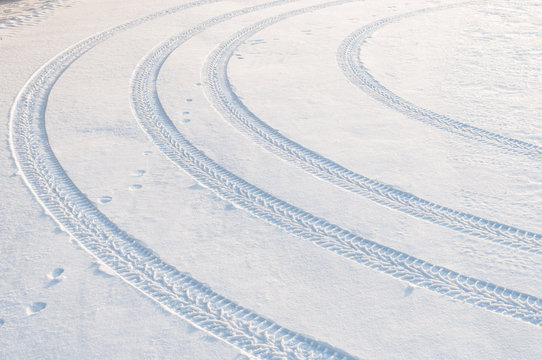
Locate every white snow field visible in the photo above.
<box><xmin>1</xmin><ymin>0</ymin><xmax>542</xmax><ymax>358</ymax></box>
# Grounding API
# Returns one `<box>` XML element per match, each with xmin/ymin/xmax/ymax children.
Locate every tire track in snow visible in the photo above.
<box><xmin>203</xmin><ymin>1</ymin><xmax>542</xmax><ymax>255</ymax></box>
<box><xmin>131</xmin><ymin>0</ymin><xmax>542</xmax><ymax>327</ymax></box>
<box><xmin>9</xmin><ymin>1</ymin><xmax>359</xmax><ymax>358</ymax></box>
<box><xmin>337</xmin><ymin>2</ymin><xmax>542</xmax><ymax>159</ymax></box>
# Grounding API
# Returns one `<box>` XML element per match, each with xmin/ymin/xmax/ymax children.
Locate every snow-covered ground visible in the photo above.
<box><xmin>1</xmin><ymin>0</ymin><xmax>541</xmax><ymax>358</ymax></box>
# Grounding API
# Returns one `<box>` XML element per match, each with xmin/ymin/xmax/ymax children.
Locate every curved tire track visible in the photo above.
<box><xmin>9</xmin><ymin>1</ymin><xmax>359</xmax><ymax>358</ymax></box>
<box><xmin>202</xmin><ymin>1</ymin><xmax>542</xmax><ymax>256</ymax></box>
<box><xmin>337</xmin><ymin>2</ymin><xmax>542</xmax><ymax>159</ymax></box>
<box><xmin>131</xmin><ymin>0</ymin><xmax>542</xmax><ymax>327</ymax></box>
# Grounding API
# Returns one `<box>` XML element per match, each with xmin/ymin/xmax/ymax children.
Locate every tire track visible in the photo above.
<box><xmin>337</xmin><ymin>2</ymin><xmax>542</xmax><ymax>159</ymax></box>
<box><xmin>202</xmin><ymin>0</ymin><xmax>542</xmax><ymax>255</ymax></box>
<box><xmin>131</xmin><ymin>0</ymin><xmax>542</xmax><ymax>327</ymax></box>
<box><xmin>9</xmin><ymin>1</ymin><xmax>359</xmax><ymax>358</ymax></box>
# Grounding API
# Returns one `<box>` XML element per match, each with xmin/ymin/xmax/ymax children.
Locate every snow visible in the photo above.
<box><xmin>1</xmin><ymin>0</ymin><xmax>541</xmax><ymax>358</ymax></box>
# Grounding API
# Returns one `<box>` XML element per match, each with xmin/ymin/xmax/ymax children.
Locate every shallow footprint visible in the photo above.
<box><xmin>404</xmin><ymin>285</ymin><xmax>414</xmax><ymax>297</ymax></box>
<box><xmin>26</xmin><ymin>302</ymin><xmax>46</xmax><ymax>315</ymax></box>
<box><xmin>52</xmin><ymin>227</ymin><xmax>64</xmax><ymax>234</ymax></box>
<box><xmin>45</xmin><ymin>267</ymin><xmax>64</xmax><ymax>288</ymax></box>
<box><xmin>129</xmin><ymin>184</ymin><xmax>142</xmax><ymax>191</ymax></box>
<box><xmin>49</xmin><ymin>268</ymin><xmax>64</xmax><ymax>279</ymax></box>
<box><xmin>0</xmin><ymin>319</ymin><xmax>4</xmax><ymax>327</ymax></box>
<box><xmin>132</xmin><ymin>169</ymin><xmax>146</xmax><ymax>177</ymax></box>
<box><xmin>90</xmin><ymin>262</ymin><xmax>115</xmax><ymax>278</ymax></box>
<box><xmin>98</xmin><ymin>196</ymin><xmax>112</xmax><ymax>204</ymax></box>
<box><xmin>189</xmin><ymin>183</ymin><xmax>204</xmax><ymax>190</ymax></box>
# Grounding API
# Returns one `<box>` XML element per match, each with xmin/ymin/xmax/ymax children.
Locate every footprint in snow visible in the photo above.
<box><xmin>186</xmin><ymin>324</ymin><xmax>198</xmax><ymax>334</ymax></box>
<box><xmin>52</xmin><ymin>227</ymin><xmax>64</xmax><ymax>234</ymax></box>
<box><xmin>404</xmin><ymin>285</ymin><xmax>414</xmax><ymax>297</ymax></box>
<box><xmin>203</xmin><ymin>334</ymin><xmax>219</xmax><ymax>344</ymax></box>
<box><xmin>182</xmin><ymin>118</ymin><xmax>191</xmax><ymax>123</ymax></box>
<box><xmin>143</xmin><ymin>150</ymin><xmax>152</xmax><ymax>156</ymax></box>
<box><xmin>225</xmin><ymin>204</ymin><xmax>237</xmax><ymax>211</ymax></box>
<box><xmin>132</xmin><ymin>169</ymin><xmax>146</xmax><ymax>177</ymax></box>
<box><xmin>98</xmin><ymin>196</ymin><xmax>112</xmax><ymax>204</ymax></box>
<box><xmin>189</xmin><ymin>183</ymin><xmax>204</xmax><ymax>190</ymax></box>
<box><xmin>185</xmin><ymin>98</ymin><xmax>192</xmax><ymax>102</ymax></box>
<box><xmin>129</xmin><ymin>184</ymin><xmax>142</xmax><ymax>191</ymax></box>
<box><xmin>248</xmin><ymin>39</ymin><xmax>265</xmax><ymax>45</ymax></box>
<box><xmin>0</xmin><ymin>319</ymin><xmax>4</xmax><ymax>327</ymax></box>
<box><xmin>50</xmin><ymin>268</ymin><xmax>64</xmax><ymax>278</ymax></box>
<box><xmin>90</xmin><ymin>262</ymin><xmax>115</xmax><ymax>278</ymax></box>
<box><xmin>26</xmin><ymin>302</ymin><xmax>46</xmax><ymax>315</ymax></box>
<box><xmin>45</xmin><ymin>267</ymin><xmax>64</xmax><ymax>288</ymax></box>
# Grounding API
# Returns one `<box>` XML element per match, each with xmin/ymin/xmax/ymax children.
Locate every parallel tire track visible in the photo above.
<box><xmin>9</xmin><ymin>1</ymin><xmax>359</xmax><ymax>358</ymax></box>
<box><xmin>337</xmin><ymin>2</ymin><xmax>542</xmax><ymax>159</ymax></box>
<box><xmin>202</xmin><ymin>0</ymin><xmax>542</xmax><ymax>255</ymax></box>
<box><xmin>131</xmin><ymin>0</ymin><xmax>542</xmax><ymax>327</ymax></box>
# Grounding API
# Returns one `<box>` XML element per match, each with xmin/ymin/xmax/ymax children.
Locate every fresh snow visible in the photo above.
<box><xmin>1</xmin><ymin>0</ymin><xmax>541</xmax><ymax>358</ymax></box>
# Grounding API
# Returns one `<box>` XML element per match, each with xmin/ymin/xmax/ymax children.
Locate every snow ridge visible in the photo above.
<box><xmin>337</xmin><ymin>2</ymin><xmax>542</xmax><ymax>159</ymax></box>
<box><xmin>9</xmin><ymin>1</ymin><xmax>359</xmax><ymax>358</ymax></box>
<box><xmin>202</xmin><ymin>1</ymin><xmax>542</xmax><ymax>255</ymax></box>
<box><xmin>131</xmin><ymin>0</ymin><xmax>542</xmax><ymax>327</ymax></box>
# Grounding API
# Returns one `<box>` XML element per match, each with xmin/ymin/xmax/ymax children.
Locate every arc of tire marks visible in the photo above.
<box><xmin>9</xmin><ymin>1</ymin><xmax>360</xmax><ymax>359</ymax></box>
<box><xmin>203</xmin><ymin>0</ymin><xmax>542</xmax><ymax>256</ymax></box>
<box><xmin>337</xmin><ymin>3</ymin><xmax>542</xmax><ymax>159</ymax></box>
<box><xmin>131</xmin><ymin>0</ymin><xmax>542</xmax><ymax>327</ymax></box>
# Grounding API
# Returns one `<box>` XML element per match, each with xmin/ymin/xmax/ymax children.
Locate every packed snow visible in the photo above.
<box><xmin>1</xmin><ymin>0</ymin><xmax>541</xmax><ymax>358</ymax></box>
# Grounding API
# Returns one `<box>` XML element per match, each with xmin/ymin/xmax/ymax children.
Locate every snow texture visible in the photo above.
<box><xmin>1</xmin><ymin>0</ymin><xmax>541</xmax><ymax>358</ymax></box>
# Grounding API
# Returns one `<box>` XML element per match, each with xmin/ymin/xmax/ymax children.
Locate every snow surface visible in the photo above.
<box><xmin>1</xmin><ymin>0</ymin><xmax>541</xmax><ymax>358</ymax></box>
